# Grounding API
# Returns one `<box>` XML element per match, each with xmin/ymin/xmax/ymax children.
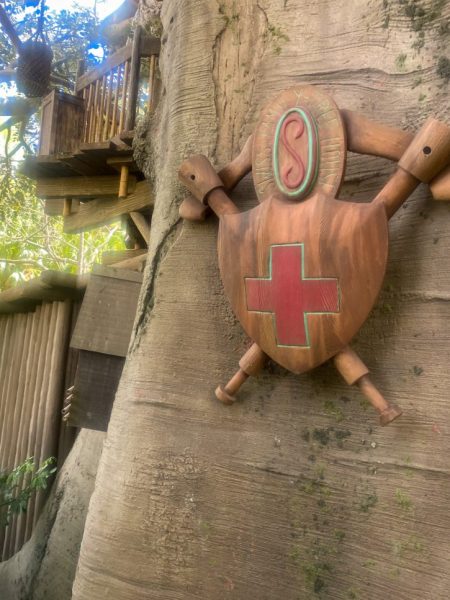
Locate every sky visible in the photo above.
<box><xmin>45</xmin><ymin>0</ymin><xmax>125</xmax><ymax>20</ymax></box>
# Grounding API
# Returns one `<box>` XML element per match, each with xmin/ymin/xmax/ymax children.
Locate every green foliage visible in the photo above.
<box><xmin>0</xmin><ymin>170</ymin><xmax>126</xmax><ymax>290</ymax></box>
<box><xmin>0</xmin><ymin>456</ymin><xmax>56</xmax><ymax>528</ymax></box>
<box><xmin>0</xmin><ymin>0</ymin><xmax>103</xmax><ymax>77</ymax></box>
<box><xmin>0</xmin><ymin>3</ymin><xmax>127</xmax><ymax>290</ymax></box>
<box><xmin>1</xmin><ymin>1</ymin><xmax>107</xmax><ymax>157</ymax></box>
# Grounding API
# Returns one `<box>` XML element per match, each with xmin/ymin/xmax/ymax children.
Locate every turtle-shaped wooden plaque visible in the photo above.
<box><xmin>178</xmin><ymin>85</ymin><xmax>450</xmax><ymax>426</ymax></box>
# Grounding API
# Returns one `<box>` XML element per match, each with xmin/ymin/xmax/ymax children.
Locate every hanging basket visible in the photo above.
<box><xmin>16</xmin><ymin>39</ymin><xmax>53</xmax><ymax>98</ymax></box>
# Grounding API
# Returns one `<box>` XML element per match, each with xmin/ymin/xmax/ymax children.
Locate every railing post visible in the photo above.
<box><xmin>125</xmin><ymin>25</ymin><xmax>142</xmax><ymax>132</ymax></box>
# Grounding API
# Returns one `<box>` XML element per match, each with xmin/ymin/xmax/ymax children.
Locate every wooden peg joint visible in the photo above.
<box><xmin>215</xmin><ymin>343</ymin><xmax>267</xmax><ymax>405</ymax></box>
<box><xmin>178</xmin><ymin>155</ymin><xmax>223</xmax><ymax>204</ymax></box>
<box><xmin>333</xmin><ymin>347</ymin><xmax>402</xmax><ymax>426</ymax></box>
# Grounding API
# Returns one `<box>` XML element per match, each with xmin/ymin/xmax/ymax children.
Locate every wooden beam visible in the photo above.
<box><xmin>59</xmin><ymin>156</ymin><xmax>100</xmax><ymax>177</ymax></box>
<box><xmin>112</xmin><ymin>252</ymin><xmax>147</xmax><ymax>272</ymax></box>
<box><xmin>44</xmin><ymin>199</ymin><xmax>64</xmax><ymax>216</ymax></box>
<box><xmin>139</xmin><ymin>35</ymin><xmax>161</xmax><ymax>57</ymax></box>
<box><xmin>0</xmin><ymin>271</ymin><xmax>86</xmax><ymax>314</ymax></box>
<box><xmin>129</xmin><ymin>211</ymin><xmax>150</xmax><ymax>244</ymax></box>
<box><xmin>44</xmin><ymin>199</ymin><xmax>80</xmax><ymax>216</ymax></box>
<box><xmin>76</xmin><ymin>44</ymin><xmax>133</xmax><ymax>92</ymax></box>
<box><xmin>79</xmin><ymin>140</ymin><xmax>114</xmax><ymax>152</ymax></box>
<box><xmin>64</xmin><ymin>180</ymin><xmax>153</xmax><ymax>233</ymax></box>
<box><xmin>102</xmin><ymin>248</ymin><xmax>146</xmax><ymax>265</ymax></box>
<box><xmin>36</xmin><ymin>175</ymin><xmax>137</xmax><ymax>199</ymax></box>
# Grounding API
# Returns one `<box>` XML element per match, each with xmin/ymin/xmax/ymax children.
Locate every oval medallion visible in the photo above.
<box><xmin>273</xmin><ymin>108</ymin><xmax>319</xmax><ymax>199</ymax></box>
<box><xmin>252</xmin><ymin>85</ymin><xmax>347</xmax><ymax>203</ymax></box>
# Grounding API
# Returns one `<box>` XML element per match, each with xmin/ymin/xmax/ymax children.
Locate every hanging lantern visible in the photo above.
<box><xmin>16</xmin><ymin>38</ymin><xmax>53</xmax><ymax>97</ymax></box>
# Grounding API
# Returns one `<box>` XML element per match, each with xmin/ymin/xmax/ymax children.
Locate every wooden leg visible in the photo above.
<box><xmin>215</xmin><ymin>343</ymin><xmax>267</xmax><ymax>405</ymax></box>
<box><xmin>119</xmin><ymin>164</ymin><xmax>130</xmax><ymax>199</ymax></box>
<box><xmin>63</xmin><ymin>198</ymin><xmax>72</xmax><ymax>217</ymax></box>
<box><xmin>333</xmin><ymin>346</ymin><xmax>402</xmax><ymax>426</ymax></box>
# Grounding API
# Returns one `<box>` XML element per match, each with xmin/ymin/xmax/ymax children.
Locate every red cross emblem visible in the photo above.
<box><xmin>245</xmin><ymin>244</ymin><xmax>340</xmax><ymax>347</ymax></box>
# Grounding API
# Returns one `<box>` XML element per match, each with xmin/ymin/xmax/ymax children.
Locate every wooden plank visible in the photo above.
<box><xmin>72</xmin><ymin>150</ymin><xmax>117</xmax><ymax>176</ymax></box>
<box><xmin>36</xmin><ymin>175</ymin><xmax>136</xmax><ymax>199</ymax></box>
<box><xmin>44</xmin><ymin>199</ymin><xmax>64</xmax><ymax>216</ymax></box>
<box><xmin>106</xmin><ymin>154</ymin><xmax>135</xmax><ymax>168</ymax></box>
<box><xmin>20</xmin><ymin>155</ymin><xmax>76</xmax><ymax>179</ymax></box>
<box><xmin>39</xmin><ymin>91</ymin><xmax>85</xmax><ymax>156</ymax></box>
<box><xmin>68</xmin><ymin>351</ymin><xmax>124</xmax><ymax>431</ymax></box>
<box><xmin>78</xmin><ymin>140</ymin><xmax>114</xmax><ymax>153</ymax></box>
<box><xmin>58</xmin><ymin>155</ymin><xmax>100</xmax><ymax>177</ymax></box>
<box><xmin>70</xmin><ymin>267</ymin><xmax>143</xmax><ymax>356</ymax></box>
<box><xmin>64</xmin><ymin>180</ymin><xmax>153</xmax><ymax>233</ymax></box>
<box><xmin>102</xmin><ymin>248</ymin><xmax>146</xmax><ymax>265</ymax></box>
<box><xmin>111</xmin><ymin>252</ymin><xmax>147</xmax><ymax>272</ymax></box>
<box><xmin>139</xmin><ymin>35</ymin><xmax>161</xmax><ymax>57</ymax></box>
<box><xmin>0</xmin><ymin>272</ymin><xmax>86</xmax><ymax>315</ymax></box>
<box><xmin>40</xmin><ymin>270</ymin><xmax>89</xmax><ymax>289</ymax></box>
<box><xmin>91</xmin><ymin>264</ymin><xmax>143</xmax><ymax>283</ymax></box>
<box><xmin>76</xmin><ymin>43</ymin><xmax>132</xmax><ymax>93</ymax></box>
<box><xmin>129</xmin><ymin>211</ymin><xmax>150</xmax><ymax>244</ymax></box>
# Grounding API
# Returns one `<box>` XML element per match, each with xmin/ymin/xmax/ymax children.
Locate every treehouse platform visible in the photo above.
<box><xmin>21</xmin><ymin>27</ymin><xmax>159</xmax><ymax>237</ymax></box>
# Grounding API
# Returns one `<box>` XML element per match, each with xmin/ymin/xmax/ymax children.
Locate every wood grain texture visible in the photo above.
<box><xmin>68</xmin><ymin>351</ymin><xmax>124</xmax><ymax>431</ymax></box>
<box><xmin>73</xmin><ymin>1</ymin><xmax>450</xmax><ymax>599</ymax></box>
<box><xmin>39</xmin><ymin>91</ymin><xmax>85</xmax><ymax>157</ymax></box>
<box><xmin>63</xmin><ymin>180</ymin><xmax>153</xmax><ymax>233</ymax></box>
<box><xmin>70</xmin><ymin>266</ymin><xmax>142</xmax><ymax>357</ymax></box>
<box><xmin>36</xmin><ymin>175</ymin><xmax>136</xmax><ymax>199</ymax></box>
<box><xmin>252</xmin><ymin>85</ymin><xmax>346</xmax><ymax>201</ymax></box>
<box><xmin>0</xmin><ymin>300</ymin><xmax>73</xmax><ymax>561</ymax></box>
<box><xmin>219</xmin><ymin>193</ymin><xmax>388</xmax><ymax>373</ymax></box>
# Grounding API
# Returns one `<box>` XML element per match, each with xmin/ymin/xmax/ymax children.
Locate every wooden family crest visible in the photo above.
<box><xmin>178</xmin><ymin>85</ymin><xmax>450</xmax><ymax>426</ymax></box>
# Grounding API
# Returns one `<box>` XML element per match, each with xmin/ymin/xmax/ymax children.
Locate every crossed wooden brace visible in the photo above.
<box><xmin>178</xmin><ymin>110</ymin><xmax>450</xmax><ymax>425</ymax></box>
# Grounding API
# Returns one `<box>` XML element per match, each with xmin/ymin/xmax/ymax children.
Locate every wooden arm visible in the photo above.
<box><xmin>341</xmin><ymin>110</ymin><xmax>450</xmax><ymax>202</ymax></box>
<box><xmin>178</xmin><ymin>155</ymin><xmax>240</xmax><ymax>218</ymax></box>
<box><xmin>372</xmin><ymin>117</ymin><xmax>450</xmax><ymax>219</ymax></box>
<box><xmin>179</xmin><ymin>135</ymin><xmax>253</xmax><ymax>221</ymax></box>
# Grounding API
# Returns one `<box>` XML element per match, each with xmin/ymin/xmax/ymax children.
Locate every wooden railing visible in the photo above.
<box><xmin>76</xmin><ymin>28</ymin><xmax>160</xmax><ymax>145</ymax></box>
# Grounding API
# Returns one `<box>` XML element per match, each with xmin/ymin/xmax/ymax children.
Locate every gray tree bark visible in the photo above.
<box><xmin>73</xmin><ymin>1</ymin><xmax>450</xmax><ymax>598</ymax></box>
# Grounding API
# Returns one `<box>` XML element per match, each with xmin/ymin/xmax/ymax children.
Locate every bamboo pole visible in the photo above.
<box><xmin>119</xmin><ymin>60</ymin><xmax>130</xmax><ymax>133</ymax></box>
<box><xmin>89</xmin><ymin>80</ymin><xmax>100</xmax><ymax>142</ymax></box>
<box><xmin>0</xmin><ymin>316</ymin><xmax>21</xmax><ymax>466</ymax></box>
<box><xmin>4</xmin><ymin>313</ymin><xmax>33</xmax><ymax>560</ymax></box>
<box><xmin>84</xmin><ymin>83</ymin><xmax>94</xmax><ymax>143</ymax></box>
<box><xmin>24</xmin><ymin>302</ymin><xmax>51</xmax><ymax>540</ymax></box>
<box><xmin>0</xmin><ymin>316</ymin><xmax>13</xmax><ymax>448</ymax></box>
<box><xmin>95</xmin><ymin>75</ymin><xmax>107</xmax><ymax>141</ymax></box>
<box><xmin>110</xmin><ymin>64</ymin><xmax>122</xmax><ymax>138</ymax></box>
<box><xmin>104</xmin><ymin>70</ymin><xmax>114</xmax><ymax>141</ymax></box>
<box><xmin>34</xmin><ymin>301</ymin><xmax>71</xmax><ymax>524</ymax></box>
<box><xmin>13</xmin><ymin>309</ymin><xmax>41</xmax><ymax>555</ymax></box>
<box><xmin>1</xmin><ymin>314</ymin><xmax>25</xmax><ymax>560</ymax></box>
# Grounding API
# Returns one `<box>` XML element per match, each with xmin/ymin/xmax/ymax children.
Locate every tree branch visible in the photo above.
<box><xmin>0</xmin><ymin>6</ymin><xmax>22</xmax><ymax>51</ymax></box>
<box><xmin>0</xmin><ymin>68</ymin><xmax>16</xmax><ymax>83</ymax></box>
<box><xmin>0</xmin><ymin>97</ymin><xmax>37</xmax><ymax>118</ymax></box>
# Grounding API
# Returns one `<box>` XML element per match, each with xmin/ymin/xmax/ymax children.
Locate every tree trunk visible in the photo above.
<box><xmin>73</xmin><ymin>1</ymin><xmax>450</xmax><ymax>598</ymax></box>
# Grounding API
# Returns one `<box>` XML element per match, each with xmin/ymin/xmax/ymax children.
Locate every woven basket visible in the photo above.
<box><xmin>17</xmin><ymin>39</ymin><xmax>53</xmax><ymax>98</ymax></box>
